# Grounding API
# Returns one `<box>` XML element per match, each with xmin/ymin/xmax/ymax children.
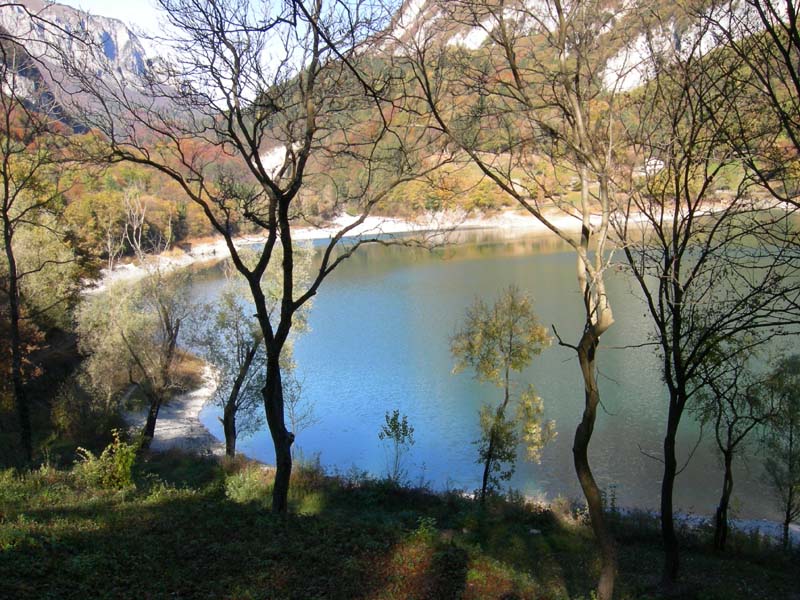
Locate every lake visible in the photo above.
<box><xmin>195</xmin><ymin>228</ymin><xmax>781</xmax><ymax>521</ymax></box>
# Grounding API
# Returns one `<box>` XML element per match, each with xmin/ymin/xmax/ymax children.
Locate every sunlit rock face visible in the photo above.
<box><xmin>0</xmin><ymin>0</ymin><xmax>151</xmax><ymax>130</ymax></box>
<box><xmin>0</xmin><ymin>0</ymin><xmax>149</xmax><ymax>82</ymax></box>
<box><xmin>377</xmin><ymin>0</ymin><xmax>727</xmax><ymax>92</ymax></box>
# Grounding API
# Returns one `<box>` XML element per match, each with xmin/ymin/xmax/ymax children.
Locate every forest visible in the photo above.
<box><xmin>2</xmin><ymin>0</ymin><xmax>800</xmax><ymax>598</ymax></box>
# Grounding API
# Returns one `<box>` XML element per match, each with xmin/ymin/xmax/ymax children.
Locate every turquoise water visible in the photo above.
<box><xmin>197</xmin><ymin>229</ymin><xmax>779</xmax><ymax>520</ymax></box>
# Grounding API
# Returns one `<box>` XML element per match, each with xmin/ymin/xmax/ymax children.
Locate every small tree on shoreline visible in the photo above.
<box><xmin>694</xmin><ymin>343</ymin><xmax>777</xmax><ymax>552</ymax></box>
<box><xmin>451</xmin><ymin>285</ymin><xmax>552</xmax><ymax>504</ymax></box>
<box><xmin>378</xmin><ymin>409</ymin><xmax>415</xmax><ymax>484</ymax></box>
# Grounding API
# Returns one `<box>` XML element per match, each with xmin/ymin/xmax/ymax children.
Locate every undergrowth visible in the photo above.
<box><xmin>0</xmin><ymin>449</ymin><xmax>796</xmax><ymax>600</ymax></box>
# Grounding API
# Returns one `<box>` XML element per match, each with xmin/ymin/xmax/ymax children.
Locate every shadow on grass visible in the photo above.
<box><xmin>2</xmin><ymin>488</ymin><xmax>400</xmax><ymax>599</ymax></box>
<box><xmin>6</xmin><ymin>457</ymin><xmax>795</xmax><ymax>600</ymax></box>
<box><xmin>1</xmin><ymin>465</ymin><xmax>480</xmax><ymax>600</ymax></box>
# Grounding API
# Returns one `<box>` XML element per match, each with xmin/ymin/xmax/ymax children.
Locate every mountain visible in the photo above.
<box><xmin>376</xmin><ymin>0</ymin><xmax>712</xmax><ymax>92</ymax></box>
<box><xmin>0</xmin><ymin>0</ymin><xmax>150</xmax><ymax>128</ymax></box>
<box><xmin>0</xmin><ymin>0</ymin><xmax>148</xmax><ymax>81</ymax></box>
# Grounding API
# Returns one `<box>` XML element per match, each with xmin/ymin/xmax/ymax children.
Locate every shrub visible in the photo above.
<box><xmin>224</xmin><ymin>464</ymin><xmax>271</xmax><ymax>504</ymax></box>
<box><xmin>378</xmin><ymin>409</ymin><xmax>415</xmax><ymax>484</ymax></box>
<box><xmin>74</xmin><ymin>429</ymin><xmax>138</xmax><ymax>490</ymax></box>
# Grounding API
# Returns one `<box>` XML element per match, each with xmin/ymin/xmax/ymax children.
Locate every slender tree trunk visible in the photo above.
<box><xmin>264</xmin><ymin>352</ymin><xmax>293</xmax><ymax>513</ymax></box>
<box><xmin>574</xmin><ymin>328</ymin><xmax>616</xmax><ymax>600</ymax></box>
<box><xmin>783</xmin><ymin>481</ymin><xmax>794</xmax><ymax>550</ymax></box>
<box><xmin>661</xmin><ymin>405</ymin><xmax>681</xmax><ymax>587</ymax></box>
<box><xmin>480</xmin><ymin>426</ymin><xmax>496</xmax><ymax>505</ymax></box>
<box><xmin>714</xmin><ymin>451</ymin><xmax>734</xmax><ymax>552</ymax></box>
<box><xmin>480</xmin><ymin>373</ymin><xmax>512</xmax><ymax>505</ymax></box>
<box><xmin>222</xmin><ymin>342</ymin><xmax>258</xmax><ymax>458</ymax></box>
<box><xmin>141</xmin><ymin>394</ymin><xmax>162</xmax><ymax>448</ymax></box>
<box><xmin>223</xmin><ymin>403</ymin><xmax>237</xmax><ymax>457</ymax></box>
<box><xmin>3</xmin><ymin>229</ymin><xmax>32</xmax><ymax>463</ymax></box>
<box><xmin>783</xmin><ymin>512</ymin><xmax>791</xmax><ymax>550</ymax></box>
<box><xmin>138</xmin><ymin>318</ymin><xmax>180</xmax><ymax>450</ymax></box>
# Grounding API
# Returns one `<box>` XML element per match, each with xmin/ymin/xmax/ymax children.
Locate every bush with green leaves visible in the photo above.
<box><xmin>378</xmin><ymin>409</ymin><xmax>415</xmax><ymax>484</ymax></box>
<box><xmin>224</xmin><ymin>464</ymin><xmax>271</xmax><ymax>505</ymax></box>
<box><xmin>74</xmin><ymin>429</ymin><xmax>138</xmax><ymax>490</ymax></box>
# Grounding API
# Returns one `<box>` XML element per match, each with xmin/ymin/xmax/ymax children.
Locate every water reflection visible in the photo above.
<box><xmin>194</xmin><ymin>228</ymin><xmax>779</xmax><ymax>521</ymax></box>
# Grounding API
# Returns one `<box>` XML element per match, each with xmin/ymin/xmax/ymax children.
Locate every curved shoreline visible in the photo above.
<box><xmin>119</xmin><ymin>205</ymin><xmax>798</xmax><ymax>545</ymax></box>
<box><xmin>125</xmin><ymin>365</ymin><xmax>224</xmax><ymax>456</ymax></box>
<box><xmin>152</xmin><ymin>369</ymin><xmax>800</xmax><ymax>546</ymax></box>
<box><xmin>88</xmin><ymin>208</ymin><xmax>584</xmax><ymax>291</ymax></box>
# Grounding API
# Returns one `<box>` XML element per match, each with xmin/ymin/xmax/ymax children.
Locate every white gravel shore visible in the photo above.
<box><xmin>124</xmin><ymin>365</ymin><xmax>224</xmax><ymax>457</ymax></box>
<box><xmin>87</xmin><ymin>208</ymin><xmax>587</xmax><ymax>292</ymax></box>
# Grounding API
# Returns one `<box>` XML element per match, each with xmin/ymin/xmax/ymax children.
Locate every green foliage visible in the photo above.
<box><xmin>517</xmin><ymin>385</ymin><xmax>557</xmax><ymax>464</ymax></box>
<box><xmin>0</xmin><ymin>453</ymin><xmax>796</xmax><ymax>599</ymax></box>
<box><xmin>452</xmin><ymin>286</ymin><xmax>552</xmax><ymax>500</ymax></box>
<box><xmin>762</xmin><ymin>355</ymin><xmax>800</xmax><ymax>547</ymax></box>
<box><xmin>378</xmin><ymin>409</ymin><xmax>415</xmax><ymax>483</ymax></box>
<box><xmin>451</xmin><ymin>285</ymin><xmax>550</xmax><ymax>385</ymax></box>
<box><xmin>75</xmin><ymin>269</ymin><xmax>194</xmax><ymax>416</ymax></box>
<box><xmin>74</xmin><ymin>429</ymin><xmax>138</xmax><ymax>490</ymax></box>
<box><xmin>224</xmin><ymin>464</ymin><xmax>271</xmax><ymax>505</ymax></box>
<box><xmin>410</xmin><ymin>516</ymin><xmax>438</xmax><ymax>543</ymax></box>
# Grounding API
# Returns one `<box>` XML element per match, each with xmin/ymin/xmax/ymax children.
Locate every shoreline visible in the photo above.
<box><xmin>147</xmin><ymin>367</ymin><xmax>800</xmax><ymax>546</ymax></box>
<box><xmin>87</xmin><ymin>198</ymin><xmax>782</xmax><ymax>291</ymax></box>
<box><xmin>124</xmin><ymin>365</ymin><xmax>224</xmax><ymax>457</ymax></box>
<box><xmin>119</xmin><ymin>201</ymin><xmax>798</xmax><ymax>544</ymax></box>
<box><xmin>88</xmin><ymin>207</ymin><xmax>587</xmax><ymax>291</ymax></box>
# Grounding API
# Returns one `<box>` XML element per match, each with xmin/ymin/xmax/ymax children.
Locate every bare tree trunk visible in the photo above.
<box><xmin>222</xmin><ymin>342</ymin><xmax>258</xmax><ymax>458</ymax></box>
<box><xmin>480</xmin><ymin>370</ymin><xmax>512</xmax><ymax>505</ymax></box>
<box><xmin>222</xmin><ymin>402</ymin><xmax>237</xmax><ymax>457</ymax></box>
<box><xmin>480</xmin><ymin>429</ymin><xmax>495</xmax><ymax>505</ymax></box>
<box><xmin>713</xmin><ymin>451</ymin><xmax>734</xmax><ymax>552</ymax></box>
<box><xmin>661</xmin><ymin>409</ymin><xmax>680</xmax><ymax>587</ymax></box>
<box><xmin>264</xmin><ymin>353</ymin><xmax>293</xmax><ymax>513</ymax></box>
<box><xmin>141</xmin><ymin>394</ymin><xmax>162</xmax><ymax>449</ymax></box>
<box><xmin>783</xmin><ymin>483</ymin><xmax>795</xmax><ymax>550</ymax></box>
<box><xmin>3</xmin><ymin>229</ymin><xmax>32</xmax><ymax>463</ymax></box>
<box><xmin>783</xmin><ymin>512</ymin><xmax>791</xmax><ymax>550</ymax></box>
<box><xmin>575</xmin><ymin>328</ymin><xmax>616</xmax><ymax>600</ymax></box>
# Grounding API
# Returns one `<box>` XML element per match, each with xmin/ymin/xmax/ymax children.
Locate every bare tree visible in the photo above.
<box><xmin>399</xmin><ymin>1</ymin><xmax>646</xmax><ymax>595</ymax></box>
<box><xmin>617</xmin><ymin>12</ymin><xmax>800</xmax><ymax>584</ymax></box>
<box><xmin>63</xmin><ymin>0</ymin><xmax>445</xmax><ymax>512</ymax></box>
<box><xmin>194</xmin><ymin>249</ymin><xmax>311</xmax><ymax>458</ymax></box>
<box><xmin>694</xmin><ymin>343</ymin><xmax>777</xmax><ymax>552</ymax></box>
<box><xmin>703</xmin><ymin>0</ymin><xmax>800</xmax><ymax>201</ymax></box>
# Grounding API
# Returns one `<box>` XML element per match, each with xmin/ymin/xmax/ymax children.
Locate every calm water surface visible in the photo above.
<box><xmin>195</xmin><ymin>229</ymin><xmax>780</xmax><ymax>520</ymax></box>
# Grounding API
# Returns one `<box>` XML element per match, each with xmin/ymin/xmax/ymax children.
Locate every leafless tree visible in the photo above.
<box><xmin>703</xmin><ymin>0</ymin><xmax>800</xmax><ymax>202</ymax></box>
<box><xmin>617</xmin><ymin>12</ymin><xmax>800</xmax><ymax>584</ymax></box>
<box><xmin>397</xmin><ymin>1</ymin><xmax>650</xmax><ymax>596</ymax></box>
<box><xmin>63</xmin><ymin>0</ymin><xmax>446</xmax><ymax>512</ymax></box>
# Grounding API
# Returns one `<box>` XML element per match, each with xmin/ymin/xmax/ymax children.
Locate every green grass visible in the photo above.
<box><xmin>0</xmin><ymin>452</ymin><xmax>796</xmax><ymax>599</ymax></box>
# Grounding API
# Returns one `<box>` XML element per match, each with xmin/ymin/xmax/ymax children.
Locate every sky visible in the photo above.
<box><xmin>59</xmin><ymin>0</ymin><xmax>161</xmax><ymax>36</ymax></box>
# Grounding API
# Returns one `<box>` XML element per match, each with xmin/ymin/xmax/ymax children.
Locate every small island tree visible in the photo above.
<box><xmin>451</xmin><ymin>285</ymin><xmax>553</xmax><ymax>503</ymax></box>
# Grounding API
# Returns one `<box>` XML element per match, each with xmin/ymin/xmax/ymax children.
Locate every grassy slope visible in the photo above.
<box><xmin>1</xmin><ymin>452</ymin><xmax>796</xmax><ymax>600</ymax></box>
